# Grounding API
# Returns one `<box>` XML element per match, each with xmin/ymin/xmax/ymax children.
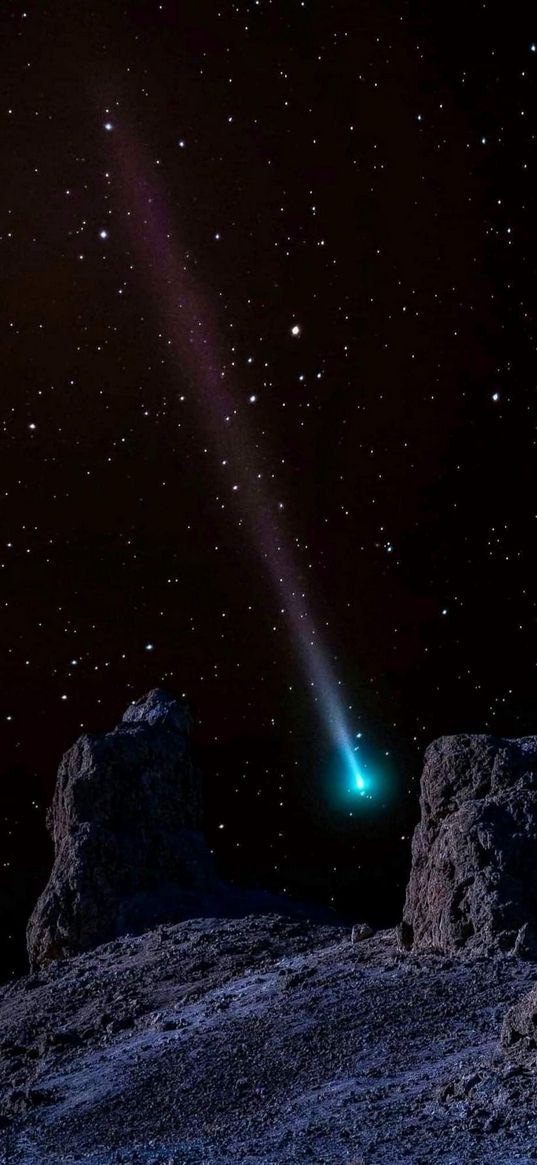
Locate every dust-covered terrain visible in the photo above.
<box><xmin>1</xmin><ymin>914</ymin><xmax>537</xmax><ymax>1165</ymax></box>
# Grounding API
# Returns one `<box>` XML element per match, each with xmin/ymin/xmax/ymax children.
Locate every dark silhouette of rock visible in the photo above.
<box><xmin>27</xmin><ymin>690</ymin><xmax>215</xmax><ymax>968</ymax></box>
<box><xmin>400</xmin><ymin>734</ymin><xmax>537</xmax><ymax>956</ymax></box>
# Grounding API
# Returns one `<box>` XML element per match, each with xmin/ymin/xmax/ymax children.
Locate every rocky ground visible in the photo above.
<box><xmin>2</xmin><ymin>914</ymin><xmax>537</xmax><ymax>1165</ymax></box>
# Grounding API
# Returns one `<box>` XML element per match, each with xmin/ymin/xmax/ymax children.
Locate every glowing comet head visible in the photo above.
<box><xmin>344</xmin><ymin>743</ymin><xmax>367</xmax><ymax>796</ymax></box>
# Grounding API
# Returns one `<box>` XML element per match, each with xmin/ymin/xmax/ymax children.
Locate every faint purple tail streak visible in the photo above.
<box><xmin>103</xmin><ymin>115</ymin><xmax>367</xmax><ymax>796</ymax></box>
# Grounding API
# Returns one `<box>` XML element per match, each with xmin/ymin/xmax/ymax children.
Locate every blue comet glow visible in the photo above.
<box><xmin>344</xmin><ymin>743</ymin><xmax>367</xmax><ymax>795</ymax></box>
<box><xmin>352</xmin><ymin>759</ymin><xmax>366</xmax><ymax>794</ymax></box>
<box><xmin>105</xmin><ymin>116</ymin><xmax>373</xmax><ymax>800</ymax></box>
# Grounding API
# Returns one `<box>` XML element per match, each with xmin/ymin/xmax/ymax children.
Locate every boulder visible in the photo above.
<box><xmin>501</xmin><ymin>983</ymin><xmax>537</xmax><ymax>1053</ymax></box>
<box><xmin>400</xmin><ymin>734</ymin><xmax>537</xmax><ymax>956</ymax></box>
<box><xmin>27</xmin><ymin>690</ymin><xmax>215</xmax><ymax>968</ymax></box>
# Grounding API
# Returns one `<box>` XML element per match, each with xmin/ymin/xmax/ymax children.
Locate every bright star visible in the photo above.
<box><xmin>99</xmin><ymin>229</ymin><xmax>109</xmax><ymax>240</ymax></box>
<box><xmin>104</xmin><ymin>122</ymin><xmax>113</xmax><ymax>131</ymax></box>
<box><xmin>291</xmin><ymin>324</ymin><xmax>301</xmax><ymax>336</ymax></box>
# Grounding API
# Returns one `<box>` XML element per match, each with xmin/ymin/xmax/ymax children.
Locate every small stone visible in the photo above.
<box><xmin>351</xmin><ymin>923</ymin><xmax>373</xmax><ymax>943</ymax></box>
<box><xmin>501</xmin><ymin>983</ymin><xmax>537</xmax><ymax>1051</ymax></box>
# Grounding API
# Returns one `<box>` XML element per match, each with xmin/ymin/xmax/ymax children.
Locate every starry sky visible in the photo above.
<box><xmin>1</xmin><ymin>2</ymin><xmax>536</xmax><ymax>971</ymax></box>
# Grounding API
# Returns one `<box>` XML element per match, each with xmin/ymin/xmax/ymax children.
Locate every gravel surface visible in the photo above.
<box><xmin>1</xmin><ymin>914</ymin><xmax>537</xmax><ymax>1164</ymax></box>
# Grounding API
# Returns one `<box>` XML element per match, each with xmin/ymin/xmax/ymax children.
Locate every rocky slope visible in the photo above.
<box><xmin>2</xmin><ymin>914</ymin><xmax>537</xmax><ymax>1165</ymax></box>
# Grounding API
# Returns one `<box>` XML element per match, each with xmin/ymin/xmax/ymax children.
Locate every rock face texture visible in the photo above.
<box><xmin>400</xmin><ymin>734</ymin><xmax>537</xmax><ymax>957</ymax></box>
<box><xmin>27</xmin><ymin>690</ymin><xmax>215</xmax><ymax>968</ymax></box>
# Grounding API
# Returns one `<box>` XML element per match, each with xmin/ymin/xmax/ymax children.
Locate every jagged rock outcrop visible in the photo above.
<box><xmin>400</xmin><ymin>734</ymin><xmax>537</xmax><ymax>956</ymax></box>
<box><xmin>27</xmin><ymin>690</ymin><xmax>215</xmax><ymax>968</ymax></box>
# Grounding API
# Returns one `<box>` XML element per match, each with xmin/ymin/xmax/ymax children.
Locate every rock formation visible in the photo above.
<box><xmin>400</xmin><ymin>733</ymin><xmax>537</xmax><ymax>956</ymax></box>
<box><xmin>27</xmin><ymin>689</ymin><xmax>215</xmax><ymax>968</ymax></box>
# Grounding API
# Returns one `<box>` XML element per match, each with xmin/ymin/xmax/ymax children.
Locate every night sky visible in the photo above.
<box><xmin>1</xmin><ymin>2</ymin><xmax>536</xmax><ymax>973</ymax></box>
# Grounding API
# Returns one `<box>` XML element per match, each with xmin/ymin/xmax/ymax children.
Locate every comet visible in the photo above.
<box><xmin>104</xmin><ymin>115</ymin><xmax>370</xmax><ymax>801</ymax></box>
